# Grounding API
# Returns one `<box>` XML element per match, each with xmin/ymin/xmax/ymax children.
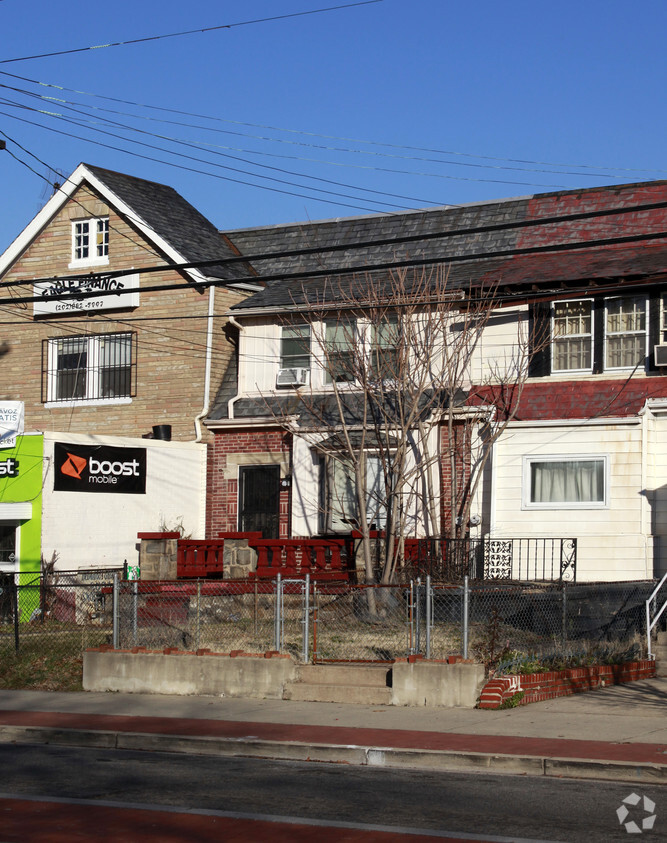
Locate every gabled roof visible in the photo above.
<box><xmin>0</xmin><ymin>163</ymin><xmax>257</xmax><ymax>286</ymax></box>
<box><xmin>223</xmin><ymin>180</ymin><xmax>667</xmax><ymax>312</ymax></box>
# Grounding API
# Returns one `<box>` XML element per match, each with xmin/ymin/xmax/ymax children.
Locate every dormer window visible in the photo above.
<box><xmin>71</xmin><ymin>218</ymin><xmax>109</xmax><ymax>267</ymax></box>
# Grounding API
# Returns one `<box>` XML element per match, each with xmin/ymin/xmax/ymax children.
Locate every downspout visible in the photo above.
<box><xmin>194</xmin><ymin>285</ymin><xmax>216</xmax><ymax>442</ymax></box>
<box><xmin>226</xmin><ymin>314</ymin><xmax>244</xmax><ymax>420</ymax></box>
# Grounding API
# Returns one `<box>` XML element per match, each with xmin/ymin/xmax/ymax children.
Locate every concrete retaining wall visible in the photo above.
<box><xmin>83</xmin><ymin>648</ymin><xmax>486</xmax><ymax>707</ymax></box>
<box><xmin>391</xmin><ymin>661</ymin><xmax>485</xmax><ymax>708</ymax></box>
<box><xmin>84</xmin><ymin>649</ymin><xmax>297</xmax><ymax>699</ymax></box>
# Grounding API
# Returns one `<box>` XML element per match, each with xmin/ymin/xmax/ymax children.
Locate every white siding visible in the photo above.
<box><xmin>490</xmin><ymin>421</ymin><xmax>651</xmax><ymax>581</ymax></box>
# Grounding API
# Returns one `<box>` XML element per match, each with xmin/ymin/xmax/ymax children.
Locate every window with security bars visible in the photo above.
<box><xmin>42</xmin><ymin>332</ymin><xmax>136</xmax><ymax>403</ymax></box>
<box><xmin>605</xmin><ymin>296</ymin><xmax>647</xmax><ymax>370</ymax></box>
<box><xmin>551</xmin><ymin>300</ymin><xmax>592</xmax><ymax>372</ymax></box>
<box><xmin>71</xmin><ymin>218</ymin><xmax>109</xmax><ymax>265</ymax></box>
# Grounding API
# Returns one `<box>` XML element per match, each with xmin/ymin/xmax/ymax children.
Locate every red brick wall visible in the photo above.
<box><xmin>478</xmin><ymin>660</ymin><xmax>657</xmax><ymax>708</ymax></box>
<box><xmin>473</xmin><ymin>378</ymin><xmax>667</xmax><ymax>421</ymax></box>
<box><xmin>207</xmin><ymin>428</ymin><xmax>291</xmax><ymax>537</ymax></box>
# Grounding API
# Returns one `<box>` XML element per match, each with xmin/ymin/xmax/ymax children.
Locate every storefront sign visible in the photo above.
<box><xmin>54</xmin><ymin>443</ymin><xmax>146</xmax><ymax>494</ymax></box>
<box><xmin>0</xmin><ymin>458</ymin><xmax>19</xmax><ymax>477</ymax></box>
<box><xmin>0</xmin><ymin>402</ymin><xmax>24</xmax><ymax>449</ymax></box>
<box><xmin>33</xmin><ymin>273</ymin><xmax>140</xmax><ymax>316</ymax></box>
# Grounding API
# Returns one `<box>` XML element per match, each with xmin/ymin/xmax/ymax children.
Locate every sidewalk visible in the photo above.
<box><xmin>0</xmin><ymin>679</ymin><xmax>666</xmax><ymax>784</ymax></box>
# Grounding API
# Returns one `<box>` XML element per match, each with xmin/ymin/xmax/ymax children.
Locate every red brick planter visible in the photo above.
<box><xmin>478</xmin><ymin>660</ymin><xmax>656</xmax><ymax>709</ymax></box>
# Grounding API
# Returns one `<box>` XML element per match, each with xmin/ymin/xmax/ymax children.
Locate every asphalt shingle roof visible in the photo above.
<box><xmin>222</xmin><ymin>181</ymin><xmax>667</xmax><ymax>310</ymax></box>
<box><xmin>84</xmin><ymin>164</ymin><xmax>253</xmax><ymax>282</ymax></box>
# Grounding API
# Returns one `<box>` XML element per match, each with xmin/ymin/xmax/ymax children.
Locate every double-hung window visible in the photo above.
<box><xmin>321</xmin><ymin>452</ymin><xmax>387</xmax><ymax>532</ymax></box>
<box><xmin>280</xmin><ymin>325</ymin><xmax>311</xmax><ymax>370</ymax></box>
<box><xmin>324</xmin><ymin>319</ymin><xmax>356</xmax><ymax>384</ymax></box>
<box><xmin>604</xmin><ymin>296</ymin><xmax>647</xmax><ymax>370</ymax></box>
<box><xmin>43</xmin><ymin>332</ymin><xmax>136</xmax><ymax>404</ymax></box>
<box><xmin>551</xmin><ymin>300</ymin><xmax>592</xmax><ymax>372</ymax></box>
<box><xmin>523</xmin><ymin>455</ymin><xmax>608</xmax><ymax>509</ymax></box>
<box><xmin>370</xmin><ymin>314</ymin><xmax>400</xmax><ymax>381</ymax></box>
<box><xmin>71</xmin><ymin>218</ymin><xmax>109</xmax><ymax>267</ymax></box>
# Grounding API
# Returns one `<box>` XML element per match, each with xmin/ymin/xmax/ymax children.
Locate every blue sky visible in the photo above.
<box><xmin>1</xmin><ymin>0</ymin><xmax>665</xmax><ymax>253</ymax></box>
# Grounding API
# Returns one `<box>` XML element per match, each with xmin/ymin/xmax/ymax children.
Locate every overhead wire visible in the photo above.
<box><xmin>2</xmin><ymin>68</ymin><xmax>665</xmax><ymax>178</ymax></box>
<box><xmin>0</xmin><ymin>2</ymin><xmax>383</xmax><ymax>64</ymax></box>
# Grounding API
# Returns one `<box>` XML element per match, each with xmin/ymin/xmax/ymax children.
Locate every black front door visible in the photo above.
<box><xmin>238</xmin><ymin>465</ymin><xmax>281</xmax><ymax>538</ymax></box>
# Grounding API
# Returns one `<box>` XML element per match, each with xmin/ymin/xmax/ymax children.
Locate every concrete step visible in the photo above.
<box><xmin>295</xmin><ymin>664</ymin><xmax>391</xmax><ymax>687</ymax></box>
<box><xmin>283</xmin><ymin>663</ymin><xmax>393</xmax><ymax>705</ymax></box>
<box><xmin>283</xmin><ymin>683</ymin><xmax>393</xmax><ymax>705</ymax></box>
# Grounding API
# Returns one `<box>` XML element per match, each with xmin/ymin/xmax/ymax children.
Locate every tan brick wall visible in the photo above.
<box><xmin>0</xmin><ymin>184</ymin><xmax>248</xmax><ymax>442</ymax></box>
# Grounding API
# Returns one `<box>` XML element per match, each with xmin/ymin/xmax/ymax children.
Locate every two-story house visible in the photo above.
<box><xmin>206</xmin><ymin>180</ymin><xmax>667</xmax><ymax>582</ymax></box>
<box><xmin>0</xmin><ymin>163</ymin><xmax>259</xmax><ymax>577</ymax></box>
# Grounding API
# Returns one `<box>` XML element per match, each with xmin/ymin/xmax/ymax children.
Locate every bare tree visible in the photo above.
<box><xmin>263</xmin><ymin>265</ymin><xmax>545</xmax><ymax>584</ymax></box>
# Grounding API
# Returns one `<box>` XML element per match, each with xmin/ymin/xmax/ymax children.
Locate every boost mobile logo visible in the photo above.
<box><xmin>61</xmin><ymin>452</ymin><xmax>87</xmax><ymax>480</ymax></box>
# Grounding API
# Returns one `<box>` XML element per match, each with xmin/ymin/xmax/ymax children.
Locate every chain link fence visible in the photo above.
<box><xmin>0</xmin><ymin>571</ymin><xmax>120</xmax><ymax>689</ymax></box>
<box><xmin>1</xmin><ymin>575</ymin><xmax>660</xmax><ymax>681</ymax></box>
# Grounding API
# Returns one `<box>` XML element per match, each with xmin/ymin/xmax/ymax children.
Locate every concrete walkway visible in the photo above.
<box><xmin>0</xmin><ymin>679</ymin><xmax>666</xmax><ymax>784</ymax></box>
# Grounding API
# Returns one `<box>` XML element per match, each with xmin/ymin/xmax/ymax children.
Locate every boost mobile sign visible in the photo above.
<box><xmin>54</xmin><ymin>443</ymin><xmax>146</xmax><ymax>494</ymax></box>
<box><xmin>33</xmin><ymin>273</ymin><xmax>140</xmax><ymax>316</ymax></box>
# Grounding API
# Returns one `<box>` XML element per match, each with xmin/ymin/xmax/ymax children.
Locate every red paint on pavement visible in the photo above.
<box><xmin>0</xmin><ymin>797</ymin><xmax>487</xmax><ymax>842</ymax></box>
<box><xmin>0</xmin><ymin>709</ymin><xmax>665</xmax><ymax>765</ymax></box>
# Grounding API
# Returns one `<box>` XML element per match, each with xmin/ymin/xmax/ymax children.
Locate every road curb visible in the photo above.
<box><xmin>1</xmin><ymin>724</ymin><xmax>666</xmax><ymax>785</ymax></box>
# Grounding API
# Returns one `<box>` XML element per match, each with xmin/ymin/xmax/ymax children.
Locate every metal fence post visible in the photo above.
<box><xmin>462</xmin><ymin>575</ymin><xmax>469</xmax><ymax>660</ymax></box>
<box><xmin>274</xmin><ymin>573</ymin><xmax>282</xmax><ymax>652</ymax></box>
<box><xmin>415</xmin><ymin>578</ymin><xmax>422</xmax><ymax>655</ymax></box>
<box><xmin>195</xmin><ymin>580</ymin><xmax>201</xmax><ymax>652</ymax></box>
<box><xmin>12</xmin><ymin>576</ymin><xmax>19</xmax><ymax>653</ymax></box>
<box><xmin>303</xmin><ymin>574</ymin><xmax>310</xmax><ymax>664</ymax></box>
<box><xmin>131</xmin><ymin>579</ymin><xmax>138</xmax><ymax>646</ymax></box>
<box><xmin>112</xmin><ymin>573</ymin><xmax>119</xmax><ymax>650</ymax></box>
<box><xmin>561</xmin><ymin>582</ymin><xmax>567</xmax><ymax>651</ymax></box>
<box><xmin>425</xmin><ymin>575</ymin><xmax>432</xmax><ymax>660</ymax></box>
<box><xmin>408</xmin><ymin>580</ymin><xmax>415</xmax><ymax>654</ymax></box>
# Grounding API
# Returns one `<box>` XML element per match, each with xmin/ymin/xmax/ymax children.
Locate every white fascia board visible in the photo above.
<box><xmin>0</xmin><ymin>163</ymin><xmax>205</xmax><ymax>286</ymax></box>
<box><xmin>0</xmin><ymin>163</ymin><xmax>88</xmax><ymax>276</ymax></box>
<box><xmin>506</xmin><ymin>416</ymin><xmax>640</xmax><ymax>428</ymax></box>
<box><xmin>204</xmin><ymin>417</ymin><xmax>290</xmax><ymax>430</ymax></box>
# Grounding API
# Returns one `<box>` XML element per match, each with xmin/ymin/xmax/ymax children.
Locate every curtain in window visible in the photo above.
<box><xmin>531</xmin><ymin>459</ymin><xmax>604</xmax><ymax>504</ymax></box>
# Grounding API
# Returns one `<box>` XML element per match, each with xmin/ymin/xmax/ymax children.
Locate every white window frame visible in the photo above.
<box><xmin>551</xmin><ymin>299</ymin><xmax>593</xmax><ymax>374</ymax></box>
<box><xmin>280</xmin><ymin>324</ymin><xmax>311</xmax><ymax>371</ymax></box>
<box><xmin>604</xmin><ymin>295</ymin><xmax>649</xmax><ymax>372</ymax></box>
<box><xmin>522</xmin><ymin>454</ymin><xmax>609</xmax><ymax>510</ymax></box>
<box><xmin>69</xmin><ymin>217</ymin><xmax>109</xmax><ymax>269</ymax></box>
<box><xmin>45</xmin><ymin>333</ymin><xmax>133</xmax><ymax>407</ymax></box>
<box><xmin>323</xmin><ymin>317</ymin><xmax>358</xmax><ymax>385</ymax></box>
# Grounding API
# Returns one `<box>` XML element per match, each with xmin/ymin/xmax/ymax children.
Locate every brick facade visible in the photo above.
<box><xmin>206</xmin><ymin>427</ymin><xmax>291</xmax><ymax>537</ymax></box>
<box><xmin>0</xmin><ymin>183</ymin><xmax>247</xmax><ymax>442</ymax></box>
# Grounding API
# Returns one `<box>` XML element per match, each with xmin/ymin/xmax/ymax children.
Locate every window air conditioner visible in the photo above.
<box><xmin>654</xmin><ymin>345</ymin><xmax>667</xmax><ymax>366</ymax></box>
<box><xmin>276</xmin><ymin>367</ymin><xmax>309</xmax><ymax>387</ymax></box>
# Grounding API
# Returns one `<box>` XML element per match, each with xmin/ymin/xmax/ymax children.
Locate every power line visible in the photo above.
<box><xmin>0</xmin><ymin>2</ymin><xmax>383</xmax><ymax>64</ymax></box>
<box><xmin>3</xmin><ymin>197</ymin><xmax>665</xmax><ymax>290</ymax></box>
<box><xmin>0</xmin><ymin>96</ymin><xmax>447</xmax><ymax>209</ymax></box>
<box><xmin>3</xmin><ymin>68</ymin><xmax>664</xmax><ymax>177</ymax></box>
<box><xmin>4</xmin><ymin>228</ymin><xmax>665</xmax><ymax>308</ymax></box>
